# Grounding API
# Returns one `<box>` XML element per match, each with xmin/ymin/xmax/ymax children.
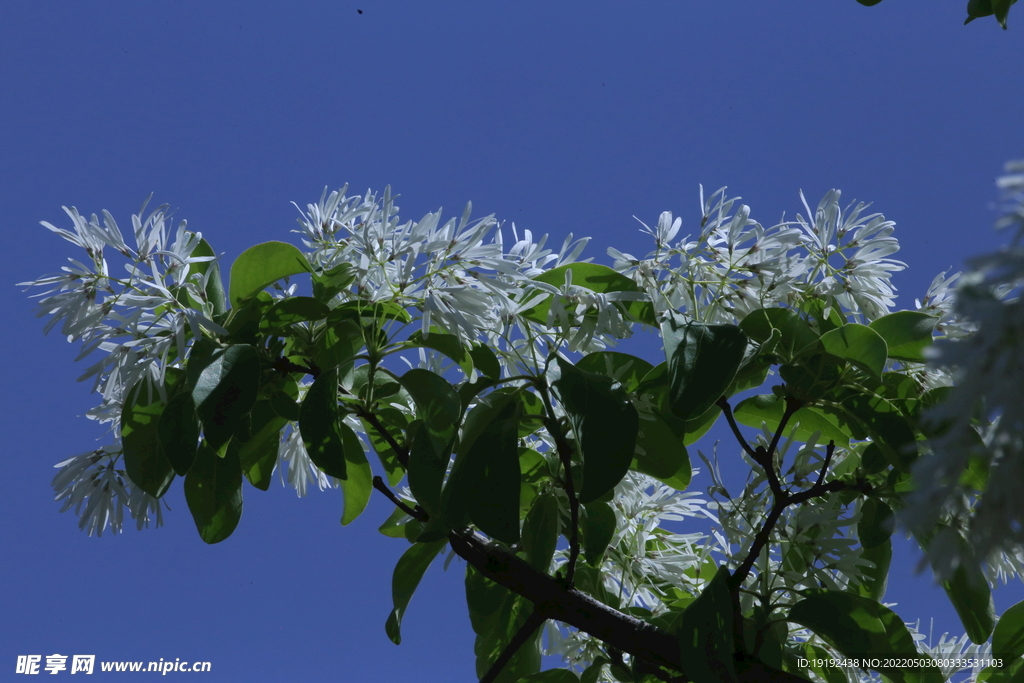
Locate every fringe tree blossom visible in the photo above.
<box><xmin>907</xmin><ymin>159</ymin><xmax>1024</xmax><ymax>573</ymax></box>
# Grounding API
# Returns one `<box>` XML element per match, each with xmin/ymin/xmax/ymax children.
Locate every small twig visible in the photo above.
<box><xmin>478</xmin><ymin>608</ymin><xmax>548</xmax><ymax>683</ymax></box>
<box><xmin>766</xmin><ymin>396</ymin><xmax>801</xmax><ymax>461</ymax></box>
<box><xmin>359</xmin><ymin>409</ymin><xmax>411</xmax><ymax>468</ymax></box>
<box><xmin>717</xmin><ymin>397</ymin><xmax>757</xmax><ymax>458</ymax></box>
<box><xmin>540</xmin><ymin>385</ymin><xmax>580</xmax><ymax>586</ymax></box>
<box><xmin>814</xmin><ymin>440</ymin><xmax>836</xmax><ymax>489</ymax></box>
<box><xmin>372</xmin><ymin>476</ymin><xmax>427</xmax><ymax>522</ymax></box>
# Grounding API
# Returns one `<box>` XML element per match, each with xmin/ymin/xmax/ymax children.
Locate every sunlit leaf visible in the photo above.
<box><xmin>228</xmin><ymin>241</ymin><xmax>311</xmax><ymax>307</ymax></box>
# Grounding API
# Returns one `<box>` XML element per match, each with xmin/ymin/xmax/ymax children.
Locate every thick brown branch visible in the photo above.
<box><xmin>447</xmin><ymin>529</ymin><xmax>815</xmax><ymax>683</ymax></box>
<box><xmin>447</xmin><ymin>529</ymin><xmax>683</xmax><ymax>673</ymax></box>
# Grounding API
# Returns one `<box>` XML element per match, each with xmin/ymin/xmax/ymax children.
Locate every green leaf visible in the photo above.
<box><xmin>236</xmin><ymin>399</ymin><xmax>287</xmax><ymax>490</ymax></box>
<box><xmin>311</xmin><ymin>262</ymin><xmax>355</xmax><ymax>302</ymax></box>
<box><xmin>298</xmin><ymin>368</ymin><xmax>347</xmax><ymax>479</ymax></box>
<box><xmin>270</xmin><ymin>390</ymin><xmax>301</xmax><ymax>421</ymax></box>
<box><xmin>402</xmin><ymin>330</ymin><xmax>473</xmax><ymax>375</ymax></box>
<box><xmin>661</xmin><ymin>311</ymin><xmax>748</xmax><ymax>421</ymax></box>
<box><xmin>188</xmin><ymin>238</ymin><xmax>227</xmax><ymax>316</ymax></box>
<box><xmin>528</xmin><ymin>263</ymin><xmax>655</xmax><ymax>326</ymax></box>
<box><xmin>829</xmin><ymin>392</ymin><xmax>917</xmax><ymax>471</ymax></box>
<box><xmin>191</xmin><ymin>344</ymin><xmax>261</xmax><ymax>451</ymax></box>
<box><xmin>522</xmin><ymin>492</ymin><xmax>560</xmax><ymax>573</ymax></box>
<box><xmin>384</xmin><ymin>539</ymin><xmax>448</xmax><ymax>644</ymax></box>
<box><xmin>361</xmin><ymin>406</ymin><xmax>409</xmax><ymax>487</ymax></box>
<box><xmin>228</xmin><ymin>241</ymin><xmax>312</xmax><ymax>307</ymax></box>
<box><xmin>857</xmin><ymin>539</ymin><xmax>892</xmax><ymax>601</ymax></box>
<box><xmin>739</xmin><ymin>308</ymin><xmax>820</xmax><ymax>362</ymax></box>
<box><xmin>259</xmin><ymin>296</ymin><xmax>330</xmax><ymax>333</ymax></box>
<box><xmin>377</xmin><ymin>506</ymin><xmax>424</xmax><ymax>542</ymax></box>
<box><xmin>122</xmin><ymin>374</ymin><xmax>181</xmax><ymax>498</ymax></box>
<box><xmin>158</xmin><ymin>391</ymin><xmax>200</xmax><ymax>475</ymax></box>
<box><xmin>582</xmin><ymin>502</ymin><xmax>616</xmax><ymax>566</ymax></box>
<box><xmin>977</xmin><ymin>659</ymin><xmax>1024</xmax><ymax>683</ymax></box>
<box><xmin>555</xmin><ymin>358</ymin><xmax>640</xmax><ymax>504</ymax></box>
<box><xmin>518</xmin><ymin>671</ymin><xmax>581</xmax><ymax>683</ymax></box>
<box><xmin>778</xmin><ymin>352</ymin><xmax>845</xmax><ymax>403</ymax></box>
<box><xmin>463</xmin><ymin>397</ymin><xmax>522</xmax><ymax>544</ymax></box>
<box><xmin>470</xmin><ymin>344</ymin><xmax>502</xmax><ymax>381</ymax></box>
<box><xmin>407</xmin><ymin>422</ymin><xmax>448</xmax><ymax>518</ymax></box>
<box><xmin>994</xmin><ymin>0</ymin><xmax>1014</xmax><ymax>27</ymax></box>
<box><xmin>677</xmin><ymin>566</ymin><xmax>739</xmax><ymax>683</ymax></box>
<box><xmin>734</xmin><ymin>395</ymin><xmax>850</xmax><ymax>446</ymax></box>
<box><xmin>422</xmin><ymin>391</ymin><xmax>518</xmax><ymax>541</ymax></box>
<box><xmin>338</xmin><ymin>421</ymin><xmax>372</xmax><ymax>525</ymax></box>
<box><xmin>858</xmin><ymin>498</ymin><xmax>895</xmax><ymax>549</ymax></box>
<box><xmin>868</xmin><ymin>311</ymin><xmax>936</xmax><ymax>363</ymax></box>
<box><xmin>820</xmin><ymin>324</ymin><xmax>888</xmax><ymax>376</ymax></box>
<box><xmin>400</xmin><ymin>369</ymin><xmax>461</xmax><ymax>435</ymax></box>
<box><xmin>575</xmin><ymin>351</ymin><xmax>654</xmax><ymax>394</ymax></box>
<box><xmin>633</xmin><ymin>410</ymin><xmax>691</xmax><ymax>489</ymax></box>
<box><xmin>331</xmin><ymin>299</ymin><xmax>413</xmax><ymax>324</ymax></box>
<box><xmin>787</xmin><ymin>591</ymin><xmax>944</xmax><ymax>683</ymax></box>
<box><xmin>184</xmin><ymin>442</ymin><xmax>243</xmax><ymax>544</ymax></box>
<box><xmin>995</xmin><ymin>601</ymin><xmax>1024</xmax><ymax>662</ymax></box>
<box><xmin>919</xmin><ymin>526</ymin><xmax>995</xmax><ymax>644</ymax></box>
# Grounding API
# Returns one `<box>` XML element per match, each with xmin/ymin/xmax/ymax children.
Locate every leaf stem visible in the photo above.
<box><xmin>537</xmin><ymin>379</ymin><xmax>580</xmax><ymax>588</ymax></box>
<box><xmin>478</xmin><ymin>608</ymin><xmax>547</xmax><ymax>683</ymax></box>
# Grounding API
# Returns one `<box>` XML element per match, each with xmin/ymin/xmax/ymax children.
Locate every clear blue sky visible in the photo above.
<box><xmin>2</xmin><ymin>2</ymin><xmax>1023</xmax><ymax>681</ymax></box>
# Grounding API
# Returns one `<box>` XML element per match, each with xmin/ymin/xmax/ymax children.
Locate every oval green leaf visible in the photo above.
<box><xmin>994</xmin><ymin>600</ymin><xmax>1024</xmax><ymax>662</ymax></box>
<box><xmin>661</xmin><ymin>311</ymin><xmax>748</xmax><ymax>421</ymax></box>
<box><xmin>821</xmin><ymin>324</ymin><xmax>888</xmax><ymax>376</ymax></box>
<box><xmin>787</xmin><ymin>591</ymin><xmax>943</xmax><ymax>683</ymax></box>
<box><xmin>384</xmin><ymin>539</ymin><xmax>448</xmax><ymax>644</ymax></box>
<box><xmin>228</xmin><ymin>241</ymin><xmax>312</xmax><ymax>307</ymax></box>
<box><xmin>555</xmin><ymin>358</ymin><xmax>639</xmax><ymax>504</ymax></box>
<box><xmin>868</xmin><ymin>311</ymin><xmax>936</xmax><ymax>363</ymax></box>
<box><xmin>122</xmin><ymin>377</ymin><xmax>177</xmax><ymax>498</ymax></box>
<box><xmin>184</xmin><ymin>442</ymin><xmax>243</xmax><ymax>544</ymax></box>
<box><xmin>191</xmin><ymin>344</ymin><xmax>261</xmax><ymax>451</ymax></box>
<box><xmin>298</xmin><ymin>368</ymin><xmax>347</xmax><ymax>479</ymax></box>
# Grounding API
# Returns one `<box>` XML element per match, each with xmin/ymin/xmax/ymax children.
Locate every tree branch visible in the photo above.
<box><xmin>447</xmin><ymin>528</ymin><xmax>814</xmax><ymax>683</ymax></box>
<box><xmin>272</xmin><ymin>356</ymin><xmax>322</xmax><ymax>379</ymax></box>
<box><xmin>479</xmin><ymin>608</ymin><xmax>548</xmax><ymax>683</ymax></box>
<box><xmin>447</xmin><ymin>529</ymin><xmax>684</xmax><ymax>674</ymax></box>
<box><xmin>372</xmin><ymin>476</ymin><xmax>427</xmax><ymax>522</ymax></box>
<box><xmin>717</xmin><ymin>396</ymin><xmax>757</xmax><ymax>458</ymax></box>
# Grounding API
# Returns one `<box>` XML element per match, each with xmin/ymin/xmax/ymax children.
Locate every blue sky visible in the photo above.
<box><xmin>2</xmin><ymin>2</ymin><xmax>1023</xmax><ymax>681</ymax></box>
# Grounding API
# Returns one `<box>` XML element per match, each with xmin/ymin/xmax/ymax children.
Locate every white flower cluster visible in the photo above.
<box><xmin>907</xmin><ymin>159</ymin><xmax>1024</xmax><ymax>572</ymax></box>
<box><xmin>293</xmin><ymin>186</ymin><xmax>618</xmax><ymax>361</ymax></box>
<box><xmin>543</xmin><ymin>472</ymin><xmax>722</xmax><ymax>671</ymax></box>
<box><xmin>22</xmin><ymin>199</ymin><xmax>223</xmax><ymax>535</ymax></box>
<box><xmin>608</xmin><ymin>186</ymin><xmax>906</xmax><ymax>325</ymax></box>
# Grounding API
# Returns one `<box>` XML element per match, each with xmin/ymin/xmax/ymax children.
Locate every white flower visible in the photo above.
<box><xmin>277</xmin><ymin>424</ymin><xmax>337</xmax><ymax>497</ymax></box>
<box><xmin>51</xmin><ymin>447</ymin><xmax>163</xmax><ymax>536</ymax></box>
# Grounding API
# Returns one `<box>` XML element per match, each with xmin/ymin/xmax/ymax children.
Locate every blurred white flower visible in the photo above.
<box><xmin>910</xmin><ymin>159</ymin><xmax>1024</xmax><ymax>569</ymax></box>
